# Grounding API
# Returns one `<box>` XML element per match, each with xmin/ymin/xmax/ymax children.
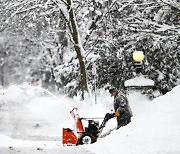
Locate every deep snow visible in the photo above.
<box><xmin>0</xmin><ymin>83</ymin><xmax>180</xmax><ymax>154</ymax></box>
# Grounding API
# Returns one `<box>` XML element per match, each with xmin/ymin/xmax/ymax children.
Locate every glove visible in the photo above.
<box><xmin>114</xmin><ymin>111</ymin><xmax>120</xmax><ymax>117</ymax></box>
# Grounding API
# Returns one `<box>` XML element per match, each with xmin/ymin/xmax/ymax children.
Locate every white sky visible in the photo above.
<box><xmin>0</xmin><ymin>83</ymin><xmax>180</xmax><ymax>154</ymax></box>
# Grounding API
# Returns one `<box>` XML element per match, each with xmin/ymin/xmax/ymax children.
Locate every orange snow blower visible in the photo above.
<box><xmin>62</xmin><ymin>108</ymin><xmax>114</xmax><ymax>145</ymax></box>
<box><xmin>62</xmin><ymin>108</ymin><xmax>99</xmax><ymax>145</ymax></box>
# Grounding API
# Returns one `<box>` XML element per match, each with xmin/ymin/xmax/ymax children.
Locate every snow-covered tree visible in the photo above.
<box><xmin>86</xmin><ymin>0</ymin><xmax>180</xmax><ymax>95</ymax></box>
<box><xmin>0</xmin><ymin>0</ymin><xmax>99</xmax><ymax>97</ymax></box>
<box><xmin>0</xmin><ymin>0</ymin><xmax>179</xmax><ymax>97</ymax></box>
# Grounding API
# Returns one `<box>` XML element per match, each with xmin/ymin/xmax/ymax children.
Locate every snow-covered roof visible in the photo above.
<box><xmin>124</xmin><ymin>76</ymin><xmax>154</xmax><ymax>87</ymax></box>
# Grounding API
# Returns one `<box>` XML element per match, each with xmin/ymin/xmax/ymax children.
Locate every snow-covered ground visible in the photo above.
<box><xmin>0</xmin><ymin>83</ymin><xmax>180</xmax><ymax>154</ymax></box>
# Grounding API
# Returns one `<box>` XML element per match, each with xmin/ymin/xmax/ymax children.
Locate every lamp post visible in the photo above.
<box><xmin>92</xmin><ymin>63</ymin><xmax>97</xmax><ymax>104</ymax></box>
<box><xmin>133</xmin><ymin>51</ymin><xmax>144</xmax><ymax>75</ymax></box>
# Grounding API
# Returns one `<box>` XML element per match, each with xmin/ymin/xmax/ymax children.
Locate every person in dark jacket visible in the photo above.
<box><xmin>109</xmin><ymin>87</ymin><xmax>133</xmax><ymax>129</ymax></box>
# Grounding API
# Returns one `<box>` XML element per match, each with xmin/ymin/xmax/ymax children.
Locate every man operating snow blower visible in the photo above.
<box><xmin>62</xmin><ymin>87</ymin><xmax>133</xmax><ymax>145</ymax></box>
<box><xmin>99</xmin><ymin>87</ymin><xmax>133</xmax><ymax>132</ymax></box>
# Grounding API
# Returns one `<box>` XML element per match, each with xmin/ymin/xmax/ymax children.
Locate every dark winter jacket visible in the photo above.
<box><xmin>113</xmin><ymin>91</ymin><xmax>133</xmax><ymax>122</ymax></box>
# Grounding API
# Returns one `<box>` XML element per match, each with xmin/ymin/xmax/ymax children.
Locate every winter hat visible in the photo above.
<box><xmin>109</xmin><ymin>87</ymin><xmax>117</xmax><ymax>94</ymax></box>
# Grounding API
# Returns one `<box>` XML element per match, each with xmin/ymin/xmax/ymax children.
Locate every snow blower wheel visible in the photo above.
<box><xmin>80</xmin><ymin>134</ymin><xmax>93</xmax><ymax>144</ymax></box>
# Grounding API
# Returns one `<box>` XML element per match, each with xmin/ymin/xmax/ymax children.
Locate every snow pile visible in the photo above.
<box><xmin>85</xmin><ymin>86</ymin><xmax>180</xmax><ymax>154</ymax></box>
<box><xmin>124</xmin><ymin>76</ymin><xmax>155</xmax><ymax>87</ymax></box>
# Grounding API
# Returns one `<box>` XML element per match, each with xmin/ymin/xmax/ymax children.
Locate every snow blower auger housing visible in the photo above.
<box><xmin>62</xmin><ymin>108</ymin><xmax>100</xmax><ymax>145</ymax></box>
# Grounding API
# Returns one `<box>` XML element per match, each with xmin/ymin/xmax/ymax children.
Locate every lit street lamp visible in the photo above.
<box><xmin>133</xmin><ymin>51</ymin><xmax>144</xmax><ymax>62</ymax></box>
<box><xmin>124</xmin><ymin>51</ymin><xmax>156</xmax><ymax>100</ymax></box>
<box><xmin>133</xmin><ymin>51</ymin><xmax>144</xmax><ymax>75</ymax></box>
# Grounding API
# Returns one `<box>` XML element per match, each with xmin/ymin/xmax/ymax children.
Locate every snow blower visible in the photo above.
<box><xmin>62</xmin><ymin>108</ymin><xmax>113</xmax><ymax>145</ymax></box>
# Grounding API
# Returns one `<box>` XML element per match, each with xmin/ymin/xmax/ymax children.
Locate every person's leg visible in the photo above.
<box><xmin>117</xmin><ymin>119</ymin><xmax>124</xmax><ymax>129</ymax></box>
<box><xmin>124</xmin><ymin>117</ymin><xmax>131</xmax><ymax>126</ymax></box>
<box><xmin>117</xmin><ymin>118</ymin><xmax>131</xmax><ymax>129</ymax></box>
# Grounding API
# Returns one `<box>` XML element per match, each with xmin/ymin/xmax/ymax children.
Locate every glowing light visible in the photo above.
<box><xmin>133</xmin><ymin>51</ymin><xmax>144</xmax><ymax>62</ymax></box>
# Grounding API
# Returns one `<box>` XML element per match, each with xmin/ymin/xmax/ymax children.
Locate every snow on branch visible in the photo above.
<box><xmin>117</xmin><ymin>0</ymin><xmax>135</xmax><ymax>12</ymax></box>
<box><xmin>15</xmin><ymin>5</ymin><xmax>42</xmax><ymax>14</ymax></box>
<box><xmin>5</xmin><ymin>5</ymin><xmax>24</xmax><ymax>24</ymax></box>
<box><xmin>6</xmin><ymin>0</ymin><xmax>37</xmax><ymax>9</ymax></box>
<box><xmin>5</xmin><ymin>0</ymin><xmax>43</xmax><ymax>24</ymax></box>
<box><xmin>158</xmin><ymin>0</ymin><xmax>180</xmax><ymax>12</ymax></box>
<box><xmin>132</xmin><ymin>16</ymin><xmax>179</xmax><ymax>33</ymax></box>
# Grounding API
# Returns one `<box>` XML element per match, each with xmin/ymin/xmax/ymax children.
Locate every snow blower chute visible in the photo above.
<box><xmin>62</xmin><ymin>108</ymin><xmax>112</xmax><ymax>145</ymax></box>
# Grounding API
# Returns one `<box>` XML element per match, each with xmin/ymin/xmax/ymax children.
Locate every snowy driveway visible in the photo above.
<box><xmin>2</xmin><ymin>84</ymin><xmax>180</xmax><ymax>154</ymax></box>
<box><xmin>0</xmin><ymin>147</ymin><xmax>94</xmax><ymax>154</ymax></box>
<box><xmin>0</xmin><ymin>89</ymin><xmax>94</xmax><ymax>154</ymax></box>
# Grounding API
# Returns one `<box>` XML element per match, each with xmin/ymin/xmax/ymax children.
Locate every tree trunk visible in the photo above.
<box><xmin>66</xmin><ymin>0</ymin><xmax>88</xmax><ymax>98</ymax></box>
<box><xmin>0</xmin><ymin>66</ymin><xmax>4</xmax><ymax>86</ymax></box>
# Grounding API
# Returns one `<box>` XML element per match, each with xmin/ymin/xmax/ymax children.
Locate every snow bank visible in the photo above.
<box><xmin>124</xmin><ymin>76</ymin><xmax>154</xmax><ymax>87</ymax></box>
<box><xmin>84</xmin><ymin>85</ymin><xmax>180</xmax><ymax>154</ymax></box>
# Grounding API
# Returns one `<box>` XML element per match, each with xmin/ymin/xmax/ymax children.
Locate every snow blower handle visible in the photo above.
<box><xmin>98</xmin><ymin>113</ymin><xmax>114</xmax><ymax>130</ymax></box>
<box><xmin>70</xmin><ymin>107</ymin><xmax>78</xmax><ymax>113</ymax></box>
<box><xmin>105</xmin><ymin>113</ymin><xmax>114</xmax><ymax>120</ymax></box>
